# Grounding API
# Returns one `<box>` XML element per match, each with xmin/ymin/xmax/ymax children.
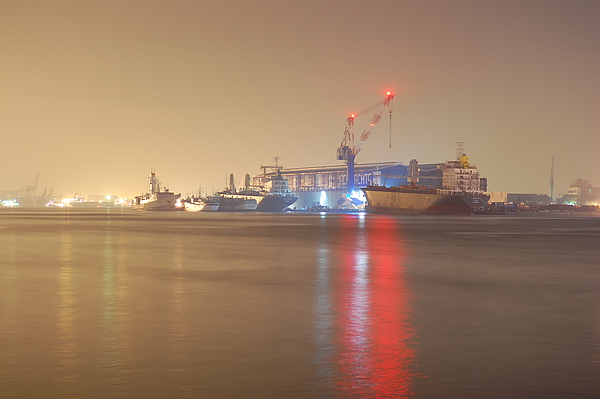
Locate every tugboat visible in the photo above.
<box><xmin>131</xmin><ymin>170</ymin><xmax>183</xmax><ymax>211</ymax></box>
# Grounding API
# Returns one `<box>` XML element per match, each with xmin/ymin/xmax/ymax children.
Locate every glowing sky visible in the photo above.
<box><xmin>2</xmin><ymin>0</ymin><xmax>598</xmax><ymax>198</ymax></box>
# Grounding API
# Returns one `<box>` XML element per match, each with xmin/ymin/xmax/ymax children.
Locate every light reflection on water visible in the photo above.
<box><xmin>1</xmin><ymin>209</ymin><xmax>599</xmax><ymax>398</ymax></box>
<box><xmin>57</xmin><ymin>227</ymin><xmax>76</xmax><ymax>391</ymax></box>
<box><xmin>326</xmin><ymin>215</ymin><xmax>415</xmax><ymax>398</ymax></box>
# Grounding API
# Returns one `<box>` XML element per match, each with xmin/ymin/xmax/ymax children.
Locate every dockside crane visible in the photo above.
<box><xmin>337</xmin><ymin>91</ymin><xmax>394</xmax><ymax>194</ymax></box>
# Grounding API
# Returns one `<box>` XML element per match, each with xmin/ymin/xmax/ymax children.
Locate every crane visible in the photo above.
<box><xmin>337</xmin><ymin>91</ymin><xmax>394</xmax><ymax>194</ymax></box>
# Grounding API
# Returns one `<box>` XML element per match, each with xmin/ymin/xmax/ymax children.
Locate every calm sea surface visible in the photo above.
<box><xmin>1</xmin><ymin>208</ymin><xmax>599</xmax><ymax>398</ymax></box>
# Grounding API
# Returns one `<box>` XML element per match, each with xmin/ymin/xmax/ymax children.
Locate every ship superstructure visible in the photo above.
<box><xmin>132</xmin><ymin>170</ymin><xmax>183</xmax><ymax>211</ymax></box>
<box><xmin>439</xmin><ymin>148</ymin><xmax>484</xmax><ymax>195</ymax></box>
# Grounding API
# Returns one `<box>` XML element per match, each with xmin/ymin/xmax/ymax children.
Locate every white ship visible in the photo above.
<box><xmin>131</xmin><ymin>170</ymin><xmax>183</xmax><ymax>211</ymax></box>
<box><xmin>183</xmin><ymin>197</ymin><xmax>220</xmax><ymax>212</ymax></box>
<box><xmin>183</xmin><ymin>199</ymin><xmax>205</xmax><ymax>212</ymax></box>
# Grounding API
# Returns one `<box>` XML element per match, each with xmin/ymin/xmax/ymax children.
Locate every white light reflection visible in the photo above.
<box><xmin>167</xmin><ymin>232</ymin><xmax>189</xmax><ymax>394</ymax></box>
<box><xmin>57</xmin><ymin>224</ymin><xmax>78</xmax><ymax>393</ymax></box>
<box><xmin>101</xmin><ymin>221</ymin><xmax>118</xmax><ymax>372</ymax></box>
<box><xmin>340</xmin><ymin>215</ymin><xmax>372</xmax><ymax>389</ymax></box>
<box><xmin>314</xmin><ymin>241</ymin><xmax>334</xmax><ymax>386</ymax></box>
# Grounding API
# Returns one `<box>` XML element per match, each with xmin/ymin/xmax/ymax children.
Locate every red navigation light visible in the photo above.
<box><xmin>386</xmin><ymin>91</ymin><xmax>393</xmax><ymax>96</ymax></box>
<box><xmin>350</xmin><ymin>114</ymin><xmax>355</xmax><ymax>118</ymax></box>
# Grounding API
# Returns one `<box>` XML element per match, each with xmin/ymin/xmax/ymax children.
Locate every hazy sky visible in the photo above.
<box><xmin>2</xmin><ymin>0</ymin><xmax>598</xmax><ymax>198</ymax></box>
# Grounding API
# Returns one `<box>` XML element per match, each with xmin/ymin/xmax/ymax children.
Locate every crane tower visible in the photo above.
<box><xmin>337</xmin><ymin>91</ymin><xmax>394</xmax><ymax>194</ymax></box>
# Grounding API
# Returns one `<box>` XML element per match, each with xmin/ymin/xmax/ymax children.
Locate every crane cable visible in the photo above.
<box><xmin>389</xmin><ymin>99</ymin><xmax>393</xmax><ymax>149</ymax></box>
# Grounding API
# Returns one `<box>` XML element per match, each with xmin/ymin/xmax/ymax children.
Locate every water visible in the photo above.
<box><xmin>1</xmin><ymin>208</ymin><xmax>599</xmax><ymax>398</ymax></box>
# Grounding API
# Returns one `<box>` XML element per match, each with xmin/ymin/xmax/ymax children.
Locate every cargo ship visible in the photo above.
<box><xmin>363</xmin><ymin>152</ymin><xmax>489</xmax><ymax>215</ymax></box>
<box><xmin>363</xmin><ymin>185</ymin><xmax>486</xmax><ymax>215</ymax></box>
<box><xmin>131</xmin><ymin>170</ymin><xmax>183</xmax><ymax>211</ymax></box>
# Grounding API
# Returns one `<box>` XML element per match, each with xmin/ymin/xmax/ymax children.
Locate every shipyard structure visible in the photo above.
<box><xmin>249</xmin><ymin>91</ymin><xmax>488</xmax><ymax>212</ymax></box>
<box><xmin>252</xmin><ymin>154</ymin><xmax>488</xmax><ymax>211</ymax></box>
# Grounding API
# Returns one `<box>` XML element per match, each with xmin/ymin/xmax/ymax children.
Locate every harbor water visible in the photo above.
<box><xmin>1</xmin><ymin>208</ymin><xmax>599</xmax><ymax>398</ymax></box>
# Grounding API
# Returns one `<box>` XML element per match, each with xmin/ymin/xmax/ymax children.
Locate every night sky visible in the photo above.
<box><xmin>2</xmin><ymin>0</ymin><xmax>598</xmax><ymax>198</ymax></box>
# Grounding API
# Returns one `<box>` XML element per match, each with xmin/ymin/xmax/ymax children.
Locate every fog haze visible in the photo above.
<box><xmin>2</xmin><ymin>0</ymin><xmax>598</xmax><ymax>198</ymax></box>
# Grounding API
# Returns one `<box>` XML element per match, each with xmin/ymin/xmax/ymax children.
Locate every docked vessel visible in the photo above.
<box><xmin>201</xmin><ymin>197</ymin><xmax>220</xmax><ymax>212</ymax></box>
<box><xmin>363</xmin><ymin>153</ymin><xmax>489</xmax><ymax>215</ymax></box>
<box><xmin>363</xmin><ymin>185</ymin><xmax>484</xmax><ymax>215</ymax></box>
<box><xmin>183</xmin><ymin>197</ymin><xmax>220</xmax><ymax>212</ymax></box>
<box><xmin>215</xmin><ymin>186</ymin><xmax>258</xmax><ymax>211</ymax></box>
<box><xmin>212</xmin><ymin>173</ymin><xmax>261</xmax><ymax>212</ymax></box>
<box><xmin>237</xmin><ymin>169</ymin><xmax>298</xmax><ymax>212</ymax></box>
<box><xmin>183</xmin><ymin>198</ymin><xmax>206</xmax><ymax>212</ymax></box>
<box><xmin>232</xmin><ymin>159</ymin><xmax>298</xmax><ymax>212</ymax></box>
<box><xmin>131</xmin><ymin>170</ymin><xmax>183</xmax><ymax>211</ymax></box>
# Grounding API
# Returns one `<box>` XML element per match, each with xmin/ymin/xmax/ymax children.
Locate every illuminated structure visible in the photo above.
<box><xmin>0</xmin><ymin>172</ymin><xmax>43</xmax><ymax>207</ymax></box>
<box><xmin>252</xmin><ymin>157</ymin><xmax>487</xmax><ymax>210</ymax></box>
<box><xmin>252</xmin><ymin>144</ymin><xmax>489</xmax><ymax>210</ymax></box>
<box><xmin>337</xmin><ymin>92</ymin><xmax>395</xmax><ymax>194</ymax></box>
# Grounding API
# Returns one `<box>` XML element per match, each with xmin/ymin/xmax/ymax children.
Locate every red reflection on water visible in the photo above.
<box><xmin>369</xmin><ymin>216</ymin><xmax>414</xmax><ymax>397</ymax></box>
<box><xmin>335</xmin><ymin>215</ymin><xmax>414</xmax><ymax>397</ymax></box>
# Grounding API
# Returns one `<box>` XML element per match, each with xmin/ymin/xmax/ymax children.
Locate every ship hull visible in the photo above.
<box><xmin>183</xmin><ymin>201</ymin><xmax>206</xmax><ymax>212</ymax></box>
<box><xmin>363</xmin><ymin>186</ymin><xmax>478</xmax><ymax>215</ymax></box>
<box><xmin>216</xmin><ymin>196</ymin><xmax>258</xmax><ymax>212</ymax></box>
<box><xmin>202</xmin><ymin>203</ymin><xmax>220</xmax><ymax>212</ymax></box>
<box><xmin>254</xmin><ymin>195</ymin><xmax>298</xmax><ymax>212</ymax></box>
<box><xmin>131</xmin><ymin>192</ymin><xmax>182</xmax><ymax>211</ymax></box>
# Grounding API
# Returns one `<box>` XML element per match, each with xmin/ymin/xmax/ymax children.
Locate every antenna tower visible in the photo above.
<box><xmin>550</xmin><ymin>156</ymin><xmax>555</xmax><ymax>203</ymax></box>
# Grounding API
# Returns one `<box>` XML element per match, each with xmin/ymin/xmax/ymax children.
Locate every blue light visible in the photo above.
<box><xmin>319</xmin><ymin>191</ymin><xmax>327</xmax><ymax>206</ymax></box>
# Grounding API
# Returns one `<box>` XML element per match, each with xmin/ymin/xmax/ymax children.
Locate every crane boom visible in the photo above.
<box><xmin>337</xmin><ymin>91</ymin><xmax>394</xmax><ymax>194</ymax></box>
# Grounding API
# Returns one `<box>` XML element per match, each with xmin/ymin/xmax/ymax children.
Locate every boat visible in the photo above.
<box><xmin>236</xmin><ymin>169</ymin><xmax>298</xmax><ymax>212</ymax></box>
<box><xmin>210</xmin><ymin>173</ymin><xmax>258</xmax><ymax>212</ymax></box>
<box><xmin>363</xmin><ymin>185</ymin><xmax>486</xmax><ymax>215</ymax></box>
<box><xmin>201</xmin><ymin>197</ymin><xmax>220</xmax><ymax>211</ymax></box>
<box><xmin>183</xmin><ymin>196</ymin><xmax>220</xmax><ymax>212</ymax></box>
<box><xmin>232</xmin><ymin>159</ymin><xmax>298</xmax><ymax>212</ymax></box>
<box><xmin>362</xmin><ymin>153</ymin><xmax>489</xmax><ymax>215</ymax></box>
<box><xmin>131</xmin><ymin>170</ymin><xmax>183</xmax><ymax>211</ymax></box>
<box><xmin>215</xmin><ymin>192</ymin><xmax>258</xmax><ymax>212</ymax></box>
<box><xmin>183</xmin><ymin>198</ymin><xmax>206</xmax><ymax>212</ymax></box>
